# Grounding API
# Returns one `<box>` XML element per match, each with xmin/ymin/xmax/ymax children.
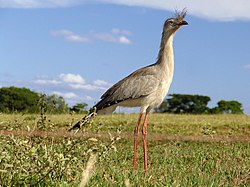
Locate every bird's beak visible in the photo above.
<box><xmin>178</xmin><ymin>20</ymin><xmax>188</xmax><ymax>26</ymax></box>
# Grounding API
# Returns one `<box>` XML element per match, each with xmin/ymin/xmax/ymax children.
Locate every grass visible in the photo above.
<box><xmin>0</xmin><ymin>113</ymin><xmax>250</xmax><ymax>186</ymax></box>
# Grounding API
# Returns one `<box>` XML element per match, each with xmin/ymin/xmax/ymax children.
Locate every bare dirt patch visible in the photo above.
<box><xmin>1</xmin><ymin>129</ymin><xmax>249</xmax><ymax>143</ymax></box>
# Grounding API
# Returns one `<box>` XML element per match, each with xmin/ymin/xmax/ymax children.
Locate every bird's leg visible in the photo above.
<box><xmin>133</xmin><ymin>113</ymin><xmax>143</xmax><ymax>170</ymax></box>
<box><xmin>142</xmin><ymin>112</ymin><xmax>149</xmax><ymax>172</ymax></box>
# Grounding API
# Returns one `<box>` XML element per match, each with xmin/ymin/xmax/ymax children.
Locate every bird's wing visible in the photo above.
<box><xmin>95</xmin><ymin>66</ymin><xmax>160</xmax><ymax>110</ymax></box>
<box><xmin>111</xmin><ymin>74</ymin><xmax>159</xmax><ymax>100</ymax></box>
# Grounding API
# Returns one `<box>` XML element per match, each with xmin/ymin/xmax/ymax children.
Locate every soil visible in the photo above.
<box><xmin>1</xmin><ymin>129</ymin><xmax>249</xmax><ymax>143</ymax></box>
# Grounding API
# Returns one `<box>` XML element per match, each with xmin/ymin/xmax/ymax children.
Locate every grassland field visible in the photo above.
<box><xmin>0</xmin><ymin>113</ymin><xmax>249</xmax><ymax>186</ymax></box>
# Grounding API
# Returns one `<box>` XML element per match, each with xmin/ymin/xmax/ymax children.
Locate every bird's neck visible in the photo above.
<box><xmin>156</xmin><ymin>32</ymin><xmax>175</xmax><ymax>77</ymax></box>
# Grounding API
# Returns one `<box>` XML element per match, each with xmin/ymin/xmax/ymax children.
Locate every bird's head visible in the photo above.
<box><xmin>163</xmin><ymin>9</ymin><xmax>188</xmax><ymax>34</ymax></box>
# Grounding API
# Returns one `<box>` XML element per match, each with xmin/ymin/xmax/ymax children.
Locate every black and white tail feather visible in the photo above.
<box><xmin>68</xmin><ymin>108</ymin><xmax>96</xmax><ymax>131</ymax></box>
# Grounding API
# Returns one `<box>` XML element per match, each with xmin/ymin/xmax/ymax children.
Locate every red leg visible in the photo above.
<box><xmin>133</xmin><ymin>113</ymin><xmax>143</xmax><ymax>170</ymax></box>
<box><xmin>142</xmin><ymin>113</ymin><xmax>149</xmax><ymax>172</ymax></box>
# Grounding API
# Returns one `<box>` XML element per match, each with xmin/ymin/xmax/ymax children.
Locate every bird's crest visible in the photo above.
<box><xmin>175</xmin><ymin>8</ymin><xmax>187</xmax><ymax>21</ymax></box>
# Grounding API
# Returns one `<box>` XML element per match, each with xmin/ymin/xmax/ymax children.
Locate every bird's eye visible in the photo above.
<box><xmin>169</xmin><ymin>21</ymin><xmax>174</xmax><ymax>26</ymax></box>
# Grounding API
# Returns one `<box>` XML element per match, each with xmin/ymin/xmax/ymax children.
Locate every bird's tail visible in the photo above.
<box><xmin>68</xmin><ymin>108</ymin><xmax>96</xmax><ymax>131</ymax></box>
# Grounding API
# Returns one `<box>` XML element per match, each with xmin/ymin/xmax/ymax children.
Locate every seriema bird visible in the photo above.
<box><xmin>69</xmin><ymin>9</ymin><xmax>188</xmax><ymax>172</ymax></box>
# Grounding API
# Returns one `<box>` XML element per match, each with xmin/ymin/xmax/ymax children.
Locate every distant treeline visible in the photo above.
<box><xmin>0</xmin><ymin>87</ymin><xmax>88</xmax><ymax>114</ymax></box>
<box><xmin>155</xmin><ymin>94</ymin><xmax>244</xmax><ymax>114</ymax></box>
<box><xmin>0</xmin><ymin>86</ymin><xmax>244</xmax><ymax>114</ymax></box>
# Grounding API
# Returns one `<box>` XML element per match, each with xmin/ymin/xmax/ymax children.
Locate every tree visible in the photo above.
<box><xmin>70</xmin><ymin>103</ymin><xmax>88</xmax><ymax>113</ymax></box>
<box><xmin>0</xmin><ymin>86</ymin><xmax>40</xmax><ymax>113</ymax></box>
<box><xmin>156</xmin><ymin>94</ymin><xmax>211</xmax><ymax>114</ymax></box>
<box><xmin>44</xmin><ymin>94</ymin><xmax>69</xmax><ymax>113</ymax></box>
<box><xmin>0</xmin><ymin>87</ymin><xmax>70</xmax><ymax>113</ymax></box>
<box><xmin>211</xmin><ymin>100</ymin><xmax>243</xmax><ymax>114</ymax></box>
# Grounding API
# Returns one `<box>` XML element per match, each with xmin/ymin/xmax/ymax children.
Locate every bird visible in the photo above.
<box><xmin>69</xmin><ymin>9</ymin><xmax>188</xmax><ymax>172</ymax></box>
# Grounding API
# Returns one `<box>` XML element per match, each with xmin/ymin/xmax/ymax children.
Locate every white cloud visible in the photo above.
<box><xmin>33</xmin><ymin>73</ymin><xmax>110</xmax><ymax>91</ymax></box>
<box><xmin>85</xmin><ymin>95</ymin><xmax>93</xmax><ymax>101</ymax></box>
<box><xmin>51</xmin><ymin>91</ymin><xmax>93</xmax><ymax>106</ymax></box>
<box><xmin>31</xmin><ymin>73</ymin><xmax>111</xmax><ymax>106</ymax></box>
<box><xmin>51</xmin><ymin>29</ymin><xmax>132</xmax><ymax>44</ymax></box>
<box><xmin>111</xmin><ymin>28</ymin><xmax>132</xmax><ymax>36</ymax></box>
<box><xmin>51</xmin><ymin>30</ymin><xmax>90</xmax><ymax>43</ymax></box>
<box><xmin>118</xmin><ymin>36</ymin><xmax>131</xmax><ymax>44</ymax></box>
<box><xmin>93</xmin><ymin>79</ymin><xmax>110</xmax><ymax>86</ymax></box>
<box><xmin>0</xmin><ymin>0</ymin><xmax>40</xmax><ymax>8</ymax></box>
<box><xmin>52</xmin><ymin>91</ymin><xmax>79</xmax><ymax>99</ymax></box>
<box><xmin>0</xmin><ymin>0</ymin><xmax>81</xmax><ymax>8</ymax></box>
<box><xmin>101</xmin><ymin>0</ymin><xmax>250</xmax><ymax>21</ymax></box>
<box><xmin>70</xmin><ymin>83</ymin><xmax>100</xmax><ymax>91</ymax></box>
<box><xmin>244</xmin><ymin>64</ymin><xmax>250</xmax><ymax>69</ymax></box>
<box><xmin>70</xmin><ymin>83</ymin><xmax>108</xmax><ymax>91</ymax></box>
<box><xmin>2</xmin><ymin>0</ymin><xmax>250</xmax><ymax>21</ymax></box>
<box><xmin>94</xmin><ymin>33</ymin><xmax>130</xmax><ymax>44</ymax></box>
<box><xmin>59</xmin><ymin>73</ymin><xmax>85</xmax><ymax>84</ymax></box>
<box><xmin>33</xmin><ymin>79</ymin><xmax>61</xmax><ymax>85</ymax></box>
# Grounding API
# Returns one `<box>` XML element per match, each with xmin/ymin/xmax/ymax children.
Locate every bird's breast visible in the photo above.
<box><xmin>159</xmin><ymin>79</ymin><xmax>172</xmax><ymax>99</ymax></box>
<box><xmin>141</xmin><ymin>79</ymin><xmax>172</xmax><ymax>110</ymax></box>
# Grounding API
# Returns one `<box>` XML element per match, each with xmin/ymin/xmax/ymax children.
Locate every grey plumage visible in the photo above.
<box><xmin>94</xmin><ymin>65</ymin><xmax>160</xmax><ymax>112</ymax></box>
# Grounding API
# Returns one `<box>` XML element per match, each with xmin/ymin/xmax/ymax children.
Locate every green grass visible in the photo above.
<box><xmin>0</xmin><ymin>113</ymin><xmax>250</xmax><ymax>186</ymax></box>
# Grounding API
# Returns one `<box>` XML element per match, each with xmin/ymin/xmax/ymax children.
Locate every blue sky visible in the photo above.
<box><xmin>0</xmin><ymin>0</ymin><xmax>250</xmax><ymax>113</ymax></box>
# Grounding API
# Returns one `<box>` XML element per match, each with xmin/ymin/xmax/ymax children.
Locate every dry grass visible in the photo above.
<box><xmin>79</xmin><ymin>154</ymin><xmax>97</xmax><ymax>187</ymax></box>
